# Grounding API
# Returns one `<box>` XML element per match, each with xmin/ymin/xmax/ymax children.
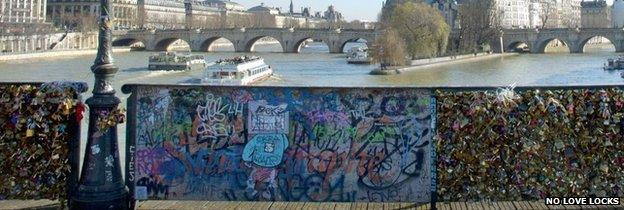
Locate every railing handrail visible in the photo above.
<box><xmin>121</xmin><ymin>83</ymin><xmax>624</xmax><ymax>94</ymax></box>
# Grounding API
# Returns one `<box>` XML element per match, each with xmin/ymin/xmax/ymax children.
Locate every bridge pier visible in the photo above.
<box><xmin>329</xmin><ymin>43</ymin><xmax>343</xmax><ymax>54</ymax></box>
<box><xmin>615</xmin><ymin>41</ymin><xmax>624</xmax><ymax>53</ymax></box>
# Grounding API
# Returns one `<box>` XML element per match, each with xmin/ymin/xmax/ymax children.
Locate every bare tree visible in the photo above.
<box><xmin>539</xmin><ymin>0</ymin><xmax>555</xmax><ymax>28</ymax></box>
<box><xmin>57</xmin><ymin>13</ymin><xmax>98</xmax><ymax>32</ymax></box>
<box><xmin>458</xmin><ymin>0</ymin><xmax>501</xmax><ymax>53</ymax></box>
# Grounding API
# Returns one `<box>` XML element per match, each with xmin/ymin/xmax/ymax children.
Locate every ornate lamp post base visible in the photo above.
<box><xmin>72</xmin><ymin>65</ymin><xmax>128</xmax><ymax>209</ymax></box>
<box><xmin>71</xmin><ymin>0</ymin><xmax>130</xmax><ymax>205</ymax></box>
<box><xmin>72</xmin><ymin>94</ymin><xmax>128</xmax><ymax>209</ymax></box>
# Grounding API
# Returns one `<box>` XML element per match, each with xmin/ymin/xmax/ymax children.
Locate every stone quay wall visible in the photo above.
<box><xmin>0</xmin><ymin>32</ymin><xmax>98</xmax><ymax>55</ymax></box>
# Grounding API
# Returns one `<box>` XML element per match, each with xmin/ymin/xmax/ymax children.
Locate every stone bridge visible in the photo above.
<box><xmin>493</xmin><ymin>28</ymin><xmax>624</xmax><ymax>53</ymax></box>
<box><xmin>112</xmin><ymin>28</ymin><xmax>378</xmax><ymax>53</ymax></box>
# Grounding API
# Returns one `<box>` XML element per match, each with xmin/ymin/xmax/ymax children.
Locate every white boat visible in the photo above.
<box><xmin>202</xmin><ymin>56</ymin><xmax>273</xmax><ymax>85</ymax></box>
<box><xmin>346</xmin><ymin>46</ymin><xmax>372</xmax><ymax>64</ymax></box>
<box><xmin>604</xmin><ymin>56</ymin><xmax>624</xmax><ymax>70</ymax></box>
<box><xmin>148</xmin><ymin>52</ymin><xmax>206</xmax><ymax>71</ymax></box>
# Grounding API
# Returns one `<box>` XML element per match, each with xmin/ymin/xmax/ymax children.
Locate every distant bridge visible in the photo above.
<box><xmin>112</xmin><ymin>28</ymin><xmax>378</xmax><ymax>53</ymax></box>
<box><xmin>493</xmin><ymin>28</ymin><xmax>624</xmax><ymax>53</ymax></box>
<box><xmin>112</xmin><ymin>28</ymin><xmax>624</xmax><ymax>54</ymax></box>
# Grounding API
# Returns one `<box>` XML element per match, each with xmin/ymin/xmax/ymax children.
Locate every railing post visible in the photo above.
<box><xmin>71</xmin><ymin>0</ymin><xmax>129</xmax><ymax>207</ymax></box>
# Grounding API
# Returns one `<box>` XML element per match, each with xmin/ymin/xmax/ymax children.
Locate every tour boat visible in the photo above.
<box><xmin>202</xmin><ymin>56</ymin><xmax>273</xmax><ymax>85</ymax></box>
<box><xmin>148</xmin><ymin>52</ymin><xmax>207</xmax><ymax>71</ymax></box>
<box><xmin>346</xmin><ymin>46</ymin><xmax>372</xmax><ymax>64</ymax></box>
<box><xmin>604</xmin><ymin>56</ymin><xmax>624</xmax><ymax>70</ymax></box>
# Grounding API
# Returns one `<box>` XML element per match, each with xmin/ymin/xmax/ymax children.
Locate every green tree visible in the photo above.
<box><xmin>383</xmin><ymin>1</ymin><xmax>450</xmax><ymax>59</ymax></box>
<box><xmin>370</xmin><ymin>28</ymin><xmax>407</xmax><ymax>66</ymax></box>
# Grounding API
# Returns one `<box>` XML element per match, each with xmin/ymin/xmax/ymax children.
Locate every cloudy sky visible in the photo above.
<box><xmin>233</xmin><ymin>0</ymin><xmax>386</xmax><ymax>21</ymax></box>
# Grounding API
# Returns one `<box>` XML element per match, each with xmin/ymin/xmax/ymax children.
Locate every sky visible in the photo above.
<box><xmin>232</xmin><ymin>0</ymin><xmax>619</xmax><ymax>21</ymax></box>
<box><xmin>233</xmin><ymin>0</ymin><xmax>386</xmax><ymax>21</ymax></box>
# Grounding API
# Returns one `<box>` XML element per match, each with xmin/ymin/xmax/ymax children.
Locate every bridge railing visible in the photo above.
<box><xmin>0</xmin><ymin>82</ymin><xmax>87</xmax><ymax>207</ymax></box>
<box><xmin>121</xmin><ymin>84</ymin><xmax>624</xmax><ymax>204</ymax></box>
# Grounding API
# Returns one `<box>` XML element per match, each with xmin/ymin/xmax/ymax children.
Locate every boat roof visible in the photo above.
<box><xmin>214</xmin><ymin>56</ymin><xmax>262</xmax><ymax>65</ymax></box>
<box><xmin>208</xmin><ymin>56</ymin><xmax>266</xmax><ymax>72</ymax></box>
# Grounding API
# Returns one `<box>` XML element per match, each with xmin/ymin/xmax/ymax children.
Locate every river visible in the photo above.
<box><xmin>0</xmin><ymin>42</ymin><xmax>622</xmax><ymax>172</ymax></box>
<box><xmin>1</xmin><ymin>43</ymin><xmax>622</xmax><ymax>89</ymax></box>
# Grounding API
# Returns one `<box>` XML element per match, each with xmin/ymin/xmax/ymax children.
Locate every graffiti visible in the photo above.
<box><xmin>105</xmin><ymin>170</ymin><xmax>113</xmax><ymax>182</ymax></box>
<box><xmin>105</xmin><ymin>155</ymin><xmax>114</xmax><ymax>168</ymax></box>
<box><xmin>248</xmin><ymin>101</ymin><xmax>289</xmax><ymax>134</ymax></box>
<box><xmin>196</xmin><ymin>94</ymin><xmax>229</xmax><ymax>139</ymax></box>
<box><xmin>243</xmin><ymin>134</ymin><xmax>289</xmax><ymax>167</ymax></box>
<box><xmin>91</xmin><ymin>144</ymin><xmax>101</xmax><ymax>155</ymax></box>
<box><xmin>131</xmin><ymin>87</ymin><xmax>433</xmax><ymax>202</ymax></box>
<box><xmin>128</xmin><ymin>145</ymin><xmax>136</xmax><ymax>182</ymax></box>
<box><xmin>137</xmin><ymin>175</ymin><xmax>170</xmax><ymax>199</ymax></box>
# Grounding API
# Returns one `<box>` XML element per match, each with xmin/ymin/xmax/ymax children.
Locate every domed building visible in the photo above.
<box><xmin>248</xmin><ymin>3</ymin><xmax>280</xmax><ymax>15</ymax></box>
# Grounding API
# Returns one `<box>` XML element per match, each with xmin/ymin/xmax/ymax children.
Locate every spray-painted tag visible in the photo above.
<box><xmin>135</xmin><ymin>186</ymin><xmax>148</xmax><ymax>200</ymax></box>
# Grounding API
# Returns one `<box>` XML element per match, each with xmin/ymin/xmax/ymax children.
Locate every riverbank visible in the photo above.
<box><xmin>0</xmin><ymin>47</ymin><xmax>132</xmax><ymax>62</ymax></box>
<box><xmin>370</xmin><ymin>52</ymin><xmax>518</xmax><ymax>75</ymax></box>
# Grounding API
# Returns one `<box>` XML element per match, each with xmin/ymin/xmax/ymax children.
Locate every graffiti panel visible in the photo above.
<box><xmin>130</xmin><ymin>87</ymin><xmax>434</xmax><ymax>202</ymax></box>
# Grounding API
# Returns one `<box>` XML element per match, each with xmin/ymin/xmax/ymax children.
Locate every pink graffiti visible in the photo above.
<box><xmin>136</xmin><ymin>148</ymin><xmax>172</xmax><ymax>175</ymax></box>
<box><xmin>306</xmin><ymin>110</ymin><xmax>350</xmax><ymax>127</ymax></box>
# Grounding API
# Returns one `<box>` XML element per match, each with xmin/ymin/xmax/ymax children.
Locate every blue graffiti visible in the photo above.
<box><xmin>242</xmin><ymin>134</ymin><xmax>289</xmax><ymax>167</ymax></box>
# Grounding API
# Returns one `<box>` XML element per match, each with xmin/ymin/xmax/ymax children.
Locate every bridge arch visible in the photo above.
<box><xmin>113</xmin><ymin>37</ymin><xmax>146</xmax><ymax>50</ymax></box>
<box><xmin>535</xmin><ymin>38</ymin><xmax>572</xmax><ymax>53</ymax></box>
<box><xmin>578</xmin><ymin>35</ymin><xmax>617</xmax><ymax>53</ymax></box>
<box><xmin>291</xmin><ymin>37</ymin><xmax>331</xmax><ymax>53</ymax></box>
<box><xmin>506</xmin><ymin>40</ymin><xmax>531</xmax><ymax>53</ymax></box>
<box><xmin>340</xmin><ymin>38</ymin><xmax>370</xmax><ymax>53</ymax></box>
<box><xmin>196</xmin><ymin>37</ymin><xmax>236</xmax><ymax>52</ymax></box>
<box><xmin>112</xmin><ymin>37</ymin><xmax>145</xmax><ymax>47</ymax></box>
<box><xmin>245</xmin><ymin>36</ymin><xmax>284</xmax><ymax>53</ymax></box>
<box><xmin>153</xmin><ymin>37</ymin><xmax>191</xmax><ymax>52</ymax></box>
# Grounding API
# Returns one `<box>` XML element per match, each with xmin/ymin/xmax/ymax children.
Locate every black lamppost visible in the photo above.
<box><xmin>71</xmin><ymin>0</ymin><xmax>129</xmax><ymax>208</ymax></box>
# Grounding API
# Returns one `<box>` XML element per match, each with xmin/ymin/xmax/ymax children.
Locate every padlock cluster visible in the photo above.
<box><xmin>436</xmin><ymin>88</ymin><xmax>624</xmax><ymax>201</ymax></box>
<box><xmin>0</xmin><ymin>83</ymin><xmax>83</xmax><ymax>200</ymax></box>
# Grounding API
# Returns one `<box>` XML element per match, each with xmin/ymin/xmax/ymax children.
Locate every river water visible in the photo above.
<box><xmin>1</xmin><ymin>43</ymin><xmax>623</xmax><ymax>90</ymax></box>
<box><xmin>1</xmin><ymin>42</ymin><xmax>622</xmax><ymax>172</ymax></box>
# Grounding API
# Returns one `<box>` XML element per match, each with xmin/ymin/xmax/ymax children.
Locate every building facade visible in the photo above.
<box><xmin>1</xmin><ymin>0</ymin><xmax>53</xmax><ymax>34</ymax></box>
<box><xmin>561</xmin><ymin>0</ymin><xmax>582</xmax><ymax>27</ymax></box>
<box><xmin>137</xmin><ymin>0</ymin><xmax>185</xmax><ymax>29</ymax></box>
<box><xmin>185</xmin><ymin>0</ymin><xmax>221</xmax><ymax>29</ymax></box>
<box><xmin>528</xmin><ymin>0</ymin><xmax>542</xmax><ymax>28</ymax></box>
<box><xmin>47</xmin><ymin>0</ymin><xmax>138</xmax><ymax>30</ymax></box>
<box><xmin>382</xmin><ymin>0</ymin><xmax>461</xmax><ymax>29</ymax></box>
<box><xmin>432</xmin><ymin>0</ymin><xmax>460</xmax><ymax>29</ymax></box>
<box><xmin>323</xmin><ymin>5</ymin><xmax>343</xmax><ymax>23</ymax></box>
<box><xmin>1</xmin><ymin>0</ymin><xmax>47</xmax><ymax>24</ymax></box>
<box><xmin>581</xmin><ymin>0</ymin><xmax>611</xmax><ymax>28</ymax></box>
<box><xmin>614</xmin><ymin>0</ymin><xmax>624</xmax><ymax>28</ymax></box>
<box><xmin>496</xmin><ymin>0</ymin><xmax>530</xmax><ymax>29</ymax></box>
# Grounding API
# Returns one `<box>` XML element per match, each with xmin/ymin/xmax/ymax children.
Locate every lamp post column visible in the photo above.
<box><xmin>71</xmin><ymin>0</ymin><xmax>128</xmax><ymax>207</ymax></box>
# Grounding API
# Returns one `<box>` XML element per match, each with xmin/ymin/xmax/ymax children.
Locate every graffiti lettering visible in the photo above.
<box><xmin>132</xmin><ymin>88</ymin><xmax>433</xmax><ymax>202</ymax></box>
<box><xmin>196</xmin><ymin>94</ymin><xmax>229</xmax><ymax>138</ymax></box>
<box><xmin>248</xmin><ymin>101</ymin><xmax>289</xmax><ymax>134</ymax></box>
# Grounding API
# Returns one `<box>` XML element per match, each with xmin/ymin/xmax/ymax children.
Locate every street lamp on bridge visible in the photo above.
<box><xmin>71</xmin><ymin>0</ymin><xmax>129</xmax><ymax>207</ymax></box>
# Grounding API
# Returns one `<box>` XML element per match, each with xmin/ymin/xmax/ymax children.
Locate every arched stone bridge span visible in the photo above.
<box><xmin>112</xmin><ymin>28</ymin><xmax>378</xmax><ymax>53</ymax></box>
<box><xmin>493</xmin><ymin>28</ymin><xmax>624</xmax><ymax>53</ymax></box>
